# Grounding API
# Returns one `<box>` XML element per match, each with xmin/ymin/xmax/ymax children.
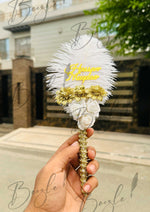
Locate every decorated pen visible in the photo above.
<box><xmin>47</xmin><ymin>35</ymin><xmax>117</xmax><ymax>195</ymax></box>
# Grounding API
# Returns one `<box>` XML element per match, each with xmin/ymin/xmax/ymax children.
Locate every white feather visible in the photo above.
<box><xmin>46</xmin><ymin>35</ymin><xmax>117</xmax><ymax>129</ymax></box>
<box><xmin>47</xmin><ymin>35</ymin><xmax>117</xmax><ymax>95</ymax></box>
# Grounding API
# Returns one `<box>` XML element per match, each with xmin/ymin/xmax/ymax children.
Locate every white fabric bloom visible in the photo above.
<box><xmin>78</xmin><ymin>113</ymin><xmax>95</xmax><ymax>130</ymax></box>
<box><xmin>67</xmin><ymin>98</ymin><xmax>101</xmax><ymax>129</ymax></box>
<box><xmin>87</xmin><ymin>99</ymin><xmax>100</xmax><ymax>118</ymax></box>
<box><xmin>68</xmin><ymin>100</ymin><xmax>86</xmax><ymax>121</ymax></box>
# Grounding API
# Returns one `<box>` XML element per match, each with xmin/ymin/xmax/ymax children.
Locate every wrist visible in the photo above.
<box><xmin>24</xmin><ymin>203</ymin><xmax>47</xmax><ymax>212</ymax></box>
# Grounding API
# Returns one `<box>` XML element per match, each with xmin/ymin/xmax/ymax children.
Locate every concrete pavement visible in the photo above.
<box><xmin>0</xmin><ymin>126</ymin><xmax>150</xmax><ymax>212</ymax></box>
<box><xmin>1</xmin><ymin>126</ymin><xmax>150</xmax><ymax>165</ymax></box>
<box><xmin>0</xmin><ymin>123</ymin><xmax>13</xmax><ymax>137</ymax></box>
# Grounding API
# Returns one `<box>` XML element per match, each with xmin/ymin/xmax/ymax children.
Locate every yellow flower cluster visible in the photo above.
<box><xmin>87</xmin><ymin>85</ymin><xmax>107</xmax><ymax>101</ymax></box>
<box><xmin>55</xmin><ymin>87</ymin><xmax>74</xmax><ymax>105</ymax></box>
<box><xmin>74</xmin><ymin>85</ymin><xmax>87</xmax><ymax>101</ymax></box>
<box><xmin>55</xmin><ymin>85</ymin><xmax>107</xmax><ymax>106</ymax></box>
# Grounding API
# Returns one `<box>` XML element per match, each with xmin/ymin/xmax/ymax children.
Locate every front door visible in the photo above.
<box><xmin>138</xmin><ymin>66</ymin><xmax>150</xmax><ymax>127</ymax></box>
<box><xmin>0</xmin><ymin>71</ymin><xmax>12</xmax><ymax>123</ymax></box>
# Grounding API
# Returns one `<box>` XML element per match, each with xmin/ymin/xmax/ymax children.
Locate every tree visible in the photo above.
<box><xmin>84</xmin><ymin>0</ymin><xmax>150</xmax><ymax>56</ymax></box>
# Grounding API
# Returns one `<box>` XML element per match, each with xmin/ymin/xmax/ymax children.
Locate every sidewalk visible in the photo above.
<box><xmin>0</xmin><ymin>126</ymin><xmax>150</xmax><ymax>212</ymax></box>
<box><xmin>0</xmin><ymin>123</ymin><xmax>13</xmax><ymax>137</ymax></box>
<box><xmin>0</xmin><ymin>126</ymin><xmax>150</xmax><ymax>166</ymax></box>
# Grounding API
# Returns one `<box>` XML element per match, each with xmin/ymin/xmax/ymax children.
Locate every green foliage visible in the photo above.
<box><xmin>85</xmin><ymin>0</ymin><xmax>150</xmax><ymax>56</ymax></box>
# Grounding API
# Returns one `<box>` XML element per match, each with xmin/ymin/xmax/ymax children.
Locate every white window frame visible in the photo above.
<box><xmin>0</xmin><ymin>38</ymin><xmax>9</xmax><ymax>60</ymax></box>
<box><xmin>15</xmin><ymin>36</ymin><xmax>31</xmax><ymax>58</ymax></box>
<box><xmin>19</xmin><ymin>0</ymin><xmax>32</xmax><ymax>17</ymax></box>
<box><xmin>54</xmin><ymin>0</ymin><xmax>72</xmax><ymax>9</ymax></box>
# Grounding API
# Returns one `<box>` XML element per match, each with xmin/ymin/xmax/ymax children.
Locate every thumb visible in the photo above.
<box><xmin>54</xmin><ymin>141</ymin><xmax>80</xmax><ymax>169</ymax></box>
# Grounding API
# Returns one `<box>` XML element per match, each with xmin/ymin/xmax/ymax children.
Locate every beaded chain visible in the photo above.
<box><xmin>78</xmin><ymin>130</ymin><xmax>88</xmax><ymax>195</ymax></box>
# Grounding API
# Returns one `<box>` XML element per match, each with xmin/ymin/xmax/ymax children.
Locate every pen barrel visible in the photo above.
<box><xmin>78</xmin><ymin>130</ymin><xmax>88</xmax><ymax>195</ymax></box>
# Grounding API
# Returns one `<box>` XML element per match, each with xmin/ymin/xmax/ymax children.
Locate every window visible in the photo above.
<box><xmin>54</xmin><ymin>0</ymin><xmax>72</xmax><ymax>9</ymax></box>
<box><xmin>19</xmin><ymin>0</ymin><xmax>32</xmax><ymax>17</ymax></box>
<box><xmin>0</xmin><ymin>39</ymin><xmax>9</xmax><ymax>60</ymax></box>
<box><xmin>15</xmin><ymin>37</ymin><xmax>31</xmax><ymax>57</ymax></box>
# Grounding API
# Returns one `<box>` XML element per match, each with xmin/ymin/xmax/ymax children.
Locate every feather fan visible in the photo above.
<box><xmin>46</xmin><ymin>34</ymin><xmax>117</xmax><ymax>195</ymax></box>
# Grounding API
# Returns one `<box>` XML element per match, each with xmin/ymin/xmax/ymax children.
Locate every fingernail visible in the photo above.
<box><xmin>90</xmin><ymin>164</ymin><xmax>96</xmax><ymax>173</ymax></box>
<box><xmin>71</xmin><ymin>141</ymin><xmax>79</xmax><ymax>146</ymax></box>
<box><xmin>91</xmin><ymin>150</ymin><xmax>96</xmax><ymax>158</ymax></box>
<box><xmin>83</xmin><ymin>184</ymin><xmax>90</xmax><ymax>193</ymax></box>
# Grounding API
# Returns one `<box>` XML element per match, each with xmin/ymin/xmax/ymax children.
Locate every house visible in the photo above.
<box><xmin>0</xmin><ymin>0</ymin><xmax>96</xmax><ymax>69</ymax></box>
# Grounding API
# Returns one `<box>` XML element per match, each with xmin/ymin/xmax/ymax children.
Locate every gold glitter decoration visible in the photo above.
<box><xmin>55</xmin><ymin>87</ymin><xmax>74</xmax><ymax>105</ymax></box>
<box><xmin>87</xmin><ymin>85</ymin><xmax>107</xmax><ymax>101</ymax></box>
<box><xmin>55</xmin><ymin>85</ymin><xmax>107</xmax><ymax>105</ymax></box>
<box><xmin>74</xmin><ymin>85</ymin><xmax>87</xmax><ymax>101</ymax></box>
<box><xmin>78</xmin><ymin>129</ymin><xmax>88</xmax><ymax>195</ymax></box>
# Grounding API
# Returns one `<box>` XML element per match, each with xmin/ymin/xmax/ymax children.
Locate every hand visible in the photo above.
<box><xmin>25</xmin><ymin>128</ymin><xmax>99</xmax><ymax>212</ymax></box>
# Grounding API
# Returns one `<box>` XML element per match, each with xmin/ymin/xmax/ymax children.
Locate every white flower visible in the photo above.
<box><xmin>86</xmin><ymin>99</ymin><xmax>100</xmax><ymax>118</ymax></box>
<box><xmin>67</xmin><ymin>98</ymin><xmax>101</xmax><ymax>129</ymax></box>
<box><xmin>87</xmin><ymin>99</ymin><xmax>100</xmax><ymax>117</ymax></box>
<box><xmin>68</xmin><ymin>100</ymin><xmax>86</xmax><ymax>121</ymax></box>
<box><xmin>78</xmin><ymin>113</ymin><xmax>95</xmax><ymax>130</ymax></box>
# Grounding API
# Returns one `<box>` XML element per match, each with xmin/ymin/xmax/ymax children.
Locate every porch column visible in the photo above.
<box><xmin>12</xmin><ymin>58</ymin><xmax>33</xmax><ymax>129</ymax></box>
